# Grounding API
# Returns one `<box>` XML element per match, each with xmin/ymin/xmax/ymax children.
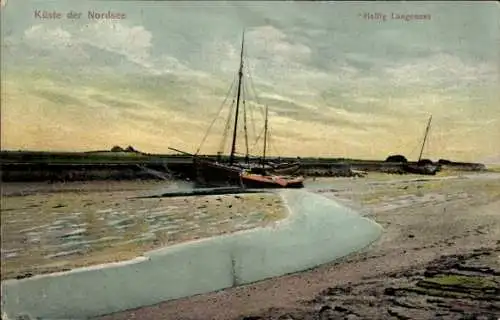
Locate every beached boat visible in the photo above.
<box><xmin>403</xmin><ymin>115</ymin><xmax>440</xmax><ymax>175</ymax></box>
<box><xmin>267</xmin><ymin>162</ymin><xmax>301</xmax><ymax>175</ymax></box>
<box><xmin>169</xmin><ymin>31</ymin><xmax>304</xmax><ymax>188</ymax></box>
<box><xmin>404</xmin><ymin>162</ymin><xmax>439</xmax><ymax>175</ymax></box>
<box><xmin>240</xmin><ymin>167</ymin><xmax>304</xmax><ymax>188</ymax></box>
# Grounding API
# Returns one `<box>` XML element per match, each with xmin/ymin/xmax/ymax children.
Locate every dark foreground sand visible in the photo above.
<box><xmin>98</xmin><ymin>172</ymin><xmax>500</xmax><ymax>320</ymax></box>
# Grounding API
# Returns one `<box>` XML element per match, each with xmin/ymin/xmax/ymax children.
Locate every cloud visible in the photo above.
<box><xmin>20</xmin><ymin>21</ymin><xmax>196</xmax><ymax>76</ymax></box>
<box><xmin>24</xmin><ymin>25</ymin><xmax>73</xmax><ymax>47</ymax></box>
<box><xmin>21</xmin><ymin>22</ymin><xmax>149</xmax><ymax>70</ymax></box>
<box><xmin>383</xmin><ymin>53</ymin><xmax>496</xmax><ymax>88</ymax></box>
<box><xmin>247</xmin><ymin>25</ymin><xmax>312</xmax><ymax>62</ymax></box>
<box><xmin>80</xmin><ymin>21</ymin><xmax>153</xmax><ymax>68</ymax></box>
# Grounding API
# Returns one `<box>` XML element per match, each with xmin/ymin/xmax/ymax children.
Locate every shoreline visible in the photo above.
<box><xmin>1</xmin><ymin>183</ymin><xmax>287</xmax><ymax>281</ymax></box>
<box><xmin>1</xmin><ymin>189</ymin><xmax>382</xmax><ymax>319</ymax></box>
<box><xmin>96</xmin><ymin>172</ymin><xmax>500</xmax><ymax>320</ymax></box>
<box><xmin>1</xmin><ymin>151</ymin><xmax>488</xmax><ymax>183</ymax></box>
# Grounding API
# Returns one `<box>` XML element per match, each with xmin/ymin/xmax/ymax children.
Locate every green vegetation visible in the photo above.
<box><xmin>0</xmin><ymin>150</ymin><xmax>489</xmax><ymax>177</ymax></box>
<box><xmin>425</xmin><ymin>274</ymin><xmax>496</xmax><ymax>289</ymax></box>
<box><xmin>0</xmin><ymin>150</ymin><xmax>392</xmax><ymax>165</ymax></box>
<box><xmin>403</xmin><ymin>274</ymin><xmax>499</xmax><ymax>300</ymax></box>
<box><xmin>0</xmin><ymin>150</ymin><xmax>186</xmax><ymax>164</ymax></box>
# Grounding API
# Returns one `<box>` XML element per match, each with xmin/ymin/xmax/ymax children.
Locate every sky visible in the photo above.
<box><xmin>1</xmin><ymin>0</ymin><xmax>499</xmax><ymax>162</ymax></box>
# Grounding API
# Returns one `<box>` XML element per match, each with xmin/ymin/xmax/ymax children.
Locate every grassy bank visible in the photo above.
<box><xmin>0</xmin><ymin>150</ymin><xmax>488</xmax><ymax>182</ymax></box>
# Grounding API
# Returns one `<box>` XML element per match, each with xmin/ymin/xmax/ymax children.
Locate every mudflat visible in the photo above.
<box><xmin>98</xmin><ymin>171</ymin><xmax>500</xmax><ymax>320</ymax></box>
<box><xmin>0</xmin><ymin>181</ymin><xmax>286</xmax><ymax>280</ymax></box>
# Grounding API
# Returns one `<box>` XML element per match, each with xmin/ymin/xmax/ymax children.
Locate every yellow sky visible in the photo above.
<box><xmin>2</xmin><ymin>77</ymin><xmax>499</xmax><ymax>163</ymax></box>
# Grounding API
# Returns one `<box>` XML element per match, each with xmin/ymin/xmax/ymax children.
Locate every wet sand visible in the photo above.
<box><xmin>97</xmin><ymin>172</ymin><xmax>500</xmax><ymax>320</ymax></box>
<box><xmin>0</xmin><ymin>181</ymin><xmax>286</xmax><ymax>280</ymax></box>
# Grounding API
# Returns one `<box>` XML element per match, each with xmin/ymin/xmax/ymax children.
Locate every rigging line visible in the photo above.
<box><xmin>417</xmin><ymin>116</ymin><xmax>432</xmax><ymax>161</ymax></box>
<box><xmin>242</xmin><ymin>79</ymin><xmax>249</xmax><ymax>159</ymax></box>
<box><xmin>242</xmin><ymin>67</ymin><xmax>257</xmax><ymax>142</ymax></box>
<box><xmin>249</xmin><ymin>116</ymin><xmax>264</xmax><ymax>154</ymax></box>
<box><xmin>426</xmin><ymin>129</ymin><xmax>432</xmax><ymax>156</ymax></box>
<box><xmin>195</xmin><ymin>74</ymin><xmax>237</xmax><ymax>155</ymax></box>
<box><xmin>268</xmin><ymin>130</ymin><xmax>281</xmax><ymax>157</ymax></box>
<box><xmin>423</xmin><ymin>118</ymin><xmax>432</xmax><ymax>158</ymax></box>
<box><xmin>246</xmin><ymin>58</ymin><xmax>268</xmax><ymax>153</ymax></box>
<box><xmin>219</xmin><ymin>97</ymin><xmax>236</xmax><ymax>156</ymax></box>
<box><xmin>251</xmin><ymin>126</ymin><xmax>264</xmax><ymax>151</ymax></box>
<box><xmin>246</xmin><ymin>61</ymin><xmax>266</xmax><ymax>119</ymax></box>
<box><xmin>405</xmin><ymin>130</ymin><xmax>423</xmax><ymax>159</ymax></box>
<box><xmin>249</xmin><ymin>100</ymin><xmax>257</xmax><ymax>144</ymax></box>
<box><xmin>244</xmin><ymin>69</ymin><xmax>265</xmax><ymax>152</ymax></box>
<box><xmin>408</xmin><ymin>137</ymin><xmax>420</xmax><ymax>159</ymax></box>
<box><xmin>265</xmin><ymin>113</ymin><xmax>276</xmax><ymax>154</ymax></box>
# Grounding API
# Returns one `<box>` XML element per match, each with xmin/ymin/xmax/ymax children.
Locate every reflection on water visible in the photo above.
<box><xmin>1</xmin><ymin>189</ymin><xmax>285</xmax><ymax>280</ymax></box>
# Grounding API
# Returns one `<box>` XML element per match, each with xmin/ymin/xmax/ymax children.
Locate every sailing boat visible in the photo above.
<box><xmin>169</xmin><ymin>32</ymin><xmax>304</xmax><ymax>188</ymax></box>
<box><xmin>403</xmin><ymin>115</ymin><xmax>440</xmax><ymax>175</ymax></box>
<box><xmin>240</xmin><ymin>104</ymin><xmax>304</xmax><ymax>187</ymax></box>
<box><xmin>256</xmin><ymin>104</ymin><xmax>301</xmax><ymax>176</ymax></box>
<box><xmin>266</xmin><ymin>160</ymin><xmax>301</xmax><ymax>175</ymax></box>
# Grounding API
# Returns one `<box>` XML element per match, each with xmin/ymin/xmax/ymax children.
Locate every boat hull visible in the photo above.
<box><xmin>268</xmin><ymin>163</ymin><xmax>301</xmax><ymax>175</ymax></box>
<box><xmin>241</xmin><ymin>174</ymin><xmax>304</xmax><ymax>189</ymax></box>
<box><xmin>194</xmin><ymin>159</ymin><xmax>304</xmax><ymax>189</ymax></box>
<box><xmin>194</xmin><ymin>159</ymin><xmax>243</xmax><ymax>187</ymax></box>
<box><xmin>403</xmin><ymin>164</ymin><xmax>439</xmax><ymax>175</ymax></box>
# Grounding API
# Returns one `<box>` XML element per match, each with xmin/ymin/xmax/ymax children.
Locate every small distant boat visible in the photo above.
<box><xmin>267</xmin><ymin>162</ymin><xmax>301</xmax><ymax>175</ymax></box>
<box><xmin>404</xmin><ymin>162</ymin><xmax>439</xmax><ymax>175</ymax></box>
<box><xmin>169</xmin><ymin>31</ymin><xmax>304</xmax><ymax>189</ymax></box>
<box><xmin>403</xmin><ymin>115</ymin><xmax>440</xmax><ymax>175</ymax></box>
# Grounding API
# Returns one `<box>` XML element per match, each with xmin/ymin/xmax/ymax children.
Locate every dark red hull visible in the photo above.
<box><xmin>193</xmin><ymin>159</ymin><xmax>242</xmax><ymax>187</ymax></box>
<box><xmin>193</xmin><ymin>159</ymin><xmax>304</xmax><ymax>189</ymax></box>
<box><xmin>240</xmin><ymin>173</ymin><xmax>304</xmax><ymax>188</ymax></box>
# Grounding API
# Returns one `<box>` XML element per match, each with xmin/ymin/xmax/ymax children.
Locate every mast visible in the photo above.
<box><xmin>229</xmin><ymin>31</ymin><xmax>245</xmax><ymax>165</ymax></box>
<box><xmin>262</xmin><ymin>105</ymin><xmax>269</xmax><ymax>168</ymax></box>
<box><xmin>243</xmin><ymin>96</ymin><xmax>249</xmax><ymax>163</ymax></box>
<box><xmin>418</xmin><ymin>114</ymin><xmax>432</xmax><ymax>162</ymax></box>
